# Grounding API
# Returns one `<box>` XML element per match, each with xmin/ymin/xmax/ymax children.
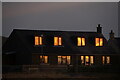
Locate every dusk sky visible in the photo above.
<box><xmin>2</xmin><ymin>2</ymin><xmax>118</xmax><ymax>39</ymax></box>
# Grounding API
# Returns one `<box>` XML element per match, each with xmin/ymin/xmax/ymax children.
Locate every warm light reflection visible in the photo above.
<box><xmin>35</xmin><ymin>36</ymin><xmax>39</xmax><ymax>45</ymax></box>
<box><xmin>106</xmin><ymin>56</ymin><xmax>110</xmax><ymax>64</ymax></box>
<box><xmin>77</xmin><ymin>37</ymin><xmax>85</xmax><ymax>46</ymax></box>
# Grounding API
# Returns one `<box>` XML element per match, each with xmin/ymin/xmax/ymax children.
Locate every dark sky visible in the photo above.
<box><xmin>2</xmin><ymin>2</ymin><xmax>118</xmax><ymax>39</ymax></box>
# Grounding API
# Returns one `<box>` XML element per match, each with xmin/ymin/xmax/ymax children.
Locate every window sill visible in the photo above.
<box><xmin>53</xmin><ymin>45</ymin><xmax>64</xmax><ymax>47</ymax></box>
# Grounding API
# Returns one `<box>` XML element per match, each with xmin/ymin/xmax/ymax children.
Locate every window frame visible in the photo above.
<box><xmin>54</xmin><ymin>36</ymin><xmax>62</xmax><ymax>46</ymax></box>
<box><xmin>95</xmin><ymin>37</ymin><xmax>103</xmax><ymax>47</ymax></box>
<box><xmin>77</xmin><ymin>37</ymin><xmax>86</xmax><ymax>46</ymax></box>
<box><xmin>58</xmin><ymin>56</ymin><xmax>71</xmax><ymax>65</ymax></box>
<box><xmin>35</xmin><ymin>36</ymin><xmax>43</xmax><ymax>46</ymax></box>
<box><xmin>40</xmin><ymin>55</ymin><xmax>48</xmax><ymax>64</ymax></box>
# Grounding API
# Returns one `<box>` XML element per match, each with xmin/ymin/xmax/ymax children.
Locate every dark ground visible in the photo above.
<box><xmin>1</xmin><ymin>72</ymin><xmax>120</xmax><ymax>80</ymax></box>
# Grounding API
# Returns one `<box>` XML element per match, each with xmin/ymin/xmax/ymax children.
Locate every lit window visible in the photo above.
<box><xmin>95</xmin><ymin>38</ymin><xmax>103</xmax><ymax>46</ymax></box>
<box><xmin>58</xmin><ymin>56</ymin><xmax>71</xmax><ymax>65</ymax></box>
<box><xmin>58</xmin><ymin>56</ymin><xmax>62</xmax><ymax>64</ymax></box>
<box><xmin>40</xmin><ymin>56</ymin><xmax>48</xmax><ymax>64</ymax></box>
<box><xmin>67</xmin><ymin>56</ymin><xmax>71</xmax><ymax>64</ymax></box>
<box><xmin>35</xmin><ymin>36</ymin><xmax>43</xmax><ymax>45</ymax></box>
<box><xmin>35</xmin><ymin>36</ymin><xmax>39</xmax><ymax>45</ymax></box>
<box><xmin>90</xmin><ymin>56</ymin><xmax>94</xmax><ymax>64</ymax></box>
<box><xmin>106</xmin><ymin>56</ymin><xmax>110</xmax><ymax>64</ymax></box>
<box><xmin>54</xmin><ymin>37</ymin><xmax>62</xmax><ymax>46</ymax></box>
<box><xmin>77</xmin><ymin>37</ymin><xmax>85</xmax><ymax>46</ymax></box>
<box><xmin>80</xmin><ymin>56</ymin><xmax>94</xmax><ymax>65</ymax></box>
<box><xmin>85</xmin><ymin>56</ymin><xmax>89</xmax><ymax>65</ymax></box>
<box><xmin>81</xmin><ymin>56</ymin><xmax>84</xmax><ymax>64</ymax></box>
<box><xmin>102</xmin><ymin>56</ymin><xmax>110</xmax><ymax>64</ymax></box>
<box><xmin>102</xmin><ymin>56</ymin><xmax>105</xmax><ymax>64</ymax></box>
<box><xmin>39</xmin><ymin>37</ymin><xmax>42</xmax><ymax>45</ymax></box>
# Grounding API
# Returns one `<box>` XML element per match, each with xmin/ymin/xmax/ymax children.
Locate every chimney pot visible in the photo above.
<box><xmin>109</xmin><ymin>30</ymin><xmax>114</xmax><ymax>40</ymax></box>
<box><xmin>97</xmin><ymin>24</ymin><xmax>102</xmax><ymax>33</ymax></box>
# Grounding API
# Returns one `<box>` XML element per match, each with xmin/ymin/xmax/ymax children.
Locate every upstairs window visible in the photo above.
<box><xmin>95</xmin><ymin>38</ymin><xmax>103</xmax><ymax>46</ymax></box>
<box><xmin>77</xmin><ymin>37</ymin><xmax>85</xmax><ymax>46</ymax></box>
<box><xmin>54</xmin><ymin>37</ymin><xmax>62</xmax><ymax>46</ymax></box>
<box><xmin>35</xmin><ymin>36</ymin><xmax>43</xmax><ymax>45</ymax></box>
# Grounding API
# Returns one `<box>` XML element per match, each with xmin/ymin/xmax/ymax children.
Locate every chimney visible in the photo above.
<box><xmin>97</xmin><ymin>24</ymin><xmax>102</xmax><ymax>33</ymax></box>
<box><xmin>109</xmin><ymin>30</ymin><xmax>114</xmax><ymax>40</ymax></box>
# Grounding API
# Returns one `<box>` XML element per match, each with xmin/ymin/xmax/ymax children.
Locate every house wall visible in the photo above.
<box><xmin>16</xmin><ymin>52</ymin><xmax>32</xmax><ymax>65</ymax></box>
<box><xmin>94</xmin><ymin>55</ymin><xmax>102</xmax><ymax>65</ymax></box>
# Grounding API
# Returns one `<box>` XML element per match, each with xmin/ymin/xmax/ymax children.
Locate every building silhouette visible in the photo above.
<box><xmin>2</xmin><ymin>24</ymin><xmax>120</xmax><ymax>74</ymax></box>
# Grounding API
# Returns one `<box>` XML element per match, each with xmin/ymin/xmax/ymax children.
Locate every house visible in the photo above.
<box><xmin>2</xmin><ymin>24</ymin><xmax>120</xmax><ymax>73</ymax></box>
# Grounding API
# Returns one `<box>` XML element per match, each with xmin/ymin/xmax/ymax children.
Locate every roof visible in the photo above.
<box><xmin>3</xmin><ymin>29</ymin><xmax>117</xmax><ymax>55</ymax></box>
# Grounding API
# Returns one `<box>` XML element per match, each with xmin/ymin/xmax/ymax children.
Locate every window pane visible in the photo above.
<box><xmin>95</xmin><ymin>38</ymin><xmax>99</xmax><ymax>46</ymax></box>
<box><xmin>100</xmin><ymin>38</ymin><xmax>103</xmax><ymax>46</ymax></box>
<box><xmin>102</xmin><ymin>56</ymin><xmax>105</xmax><ymax>64</ymax></box>
<box><xmin>62</xmin><ymin>56</ymin><xmax>66</xmax><ymax>64</ymax></box>
<box><xmin>77</xmin><ymin>37</ymin><xmax>81</xmax><ymax>46</ymax></box>
<box><xmin>81</xmin><ymin>56</ymin><xmax>84</xmax><ymax>64</ymax></box>
<box><xmin>58</xmin><ymin>37</ymin><xmax>62</xmax><ymax>45</ymax></box>
<box><xmin>35</xmin><ymin>36</ymin><xmax>39</xmax><ymax>45</ymax></box>
<box><xmin>39</xmin><ymin>37</ymin><xmax>42</xmax><ymax>45</ymax></box>
<box><xmin>90</xmin><ymin>56</ymin><xmax>94</xmax><ymax>64</ymax></box>
<box><xmin>44</xmin><ymin>56</ymin><xmax>48</xmax><ymax>63</ymax></box>
<box><xmin>85</xmin><ymin>56</ymin><xmax>89</xmax><ymax>65</ymax></box>
<box><xmin>54</xmin><ymin>37</ymin><xmax>58</xmax><ymax>46</ymax></box>
<box><xmin>86</xmin><ymin>56</ymin><xmax>89</xmax><ymax>62</ymax></box>
<box><xmin>67</xmin><ymin>56</ymin><xmax>71</xmax><ymax>64</ymax></box>
<box><xmin>82</xmin><ymin>38</ymin><xmax>85</xmax><ymax>46</ymax></box>
<box><xmin>106</xmin><ymin>56</ymin><xmax>110</xmax><ymax>64</ymax></box>
<box><xmin>58</xmin><ymin>56</ymin><xmax>61</xmax><ymax>64</ymax></box>
<box><xmin>40</xmin><ymin>56</ymin><xmax>48</xmax><ymax>64</ymax></box>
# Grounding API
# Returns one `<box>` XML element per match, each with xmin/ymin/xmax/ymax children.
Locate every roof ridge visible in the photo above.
<box><xmin>13</xmin><ymin>29</ymin><xmax>97</xmax><ymax>33</ymax></box>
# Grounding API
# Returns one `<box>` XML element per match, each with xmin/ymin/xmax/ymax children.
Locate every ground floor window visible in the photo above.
<box><xmin>80</xmin><ymin>56</ymin><xmax>94</xmax><ymax>65</ymax></box>
<box><xmin>58</xmin><ymin>56</ymin><xmax>71</xmax><ymax>65</ymax></box>
<box><xmin>40</xmin><ymin>55</ymin><xmax>48</xmax><ymax>64</ymax></box>
<box><xmin>102</xmin><ymin>56</ymin><xmax>110</xmax><ymax>64</ymax></box>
